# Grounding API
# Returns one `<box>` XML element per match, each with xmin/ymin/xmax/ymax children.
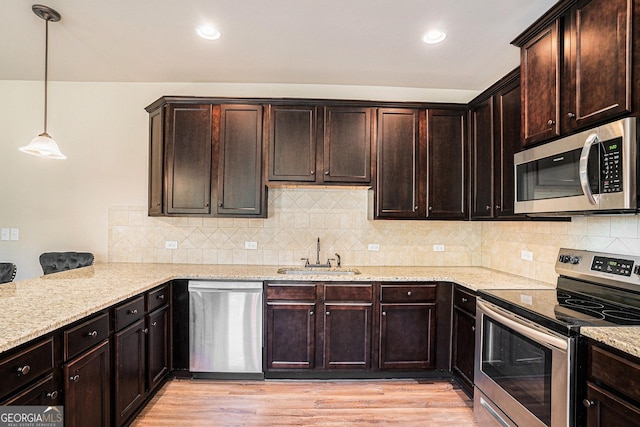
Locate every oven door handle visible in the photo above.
<box><xmin>478</xmin><ymin>300</ymin><xmax>568</xmax><ymax>351</ymax></box>
<box><xmin>579</xmin><ymin>133</ymin><xmax>599</xmax><ymax>205</ymax></box>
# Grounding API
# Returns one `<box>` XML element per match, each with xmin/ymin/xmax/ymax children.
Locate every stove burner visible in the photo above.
<box><xmin>563</xmin><ymin>299</ymin><xmax>605</xmax><ymax>309</ymax></box>
<box><xmin>555</xmin><ymin>306</ymin><xmax>606</xmax><ymax>321</ymax></box>
<box><xmin>557</xmin><ymin>292</ymin><xmax>572</xmax><ymax>299</ymax></box>
<box><xmin>602</xmin><ymin>310</ymin><xmax>640</xmax><ymax>322</ymax></box>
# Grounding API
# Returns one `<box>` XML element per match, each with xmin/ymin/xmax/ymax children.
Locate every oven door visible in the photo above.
<box><xmin>474</xmin><ymin>300</ymin><xmax>572</xmax><ymax>427</ymax></box>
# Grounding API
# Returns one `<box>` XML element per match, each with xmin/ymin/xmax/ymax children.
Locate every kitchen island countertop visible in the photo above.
<box><xmin>0</xmin><ymin>263</ymin><xmax>554</xmax><ymax>354</ymax></box>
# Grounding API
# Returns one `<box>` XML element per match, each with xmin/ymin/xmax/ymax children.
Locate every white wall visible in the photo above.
<box><xmin>0</xmin><ymin>80</ymin><xmax>477</xmax><ymax>280</ymax></box>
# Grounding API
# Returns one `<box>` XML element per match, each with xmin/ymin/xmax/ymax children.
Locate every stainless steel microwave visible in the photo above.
<box><xmin>514</xmin><ymin>117</ymin><xmax>639</xmax><ymax>215</ymax></box>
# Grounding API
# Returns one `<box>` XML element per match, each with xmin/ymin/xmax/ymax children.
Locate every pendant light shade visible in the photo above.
<box><xmin>20</xmin><ymin>4</ymin><xmax>66</xmax><ymax>160</ymax></box>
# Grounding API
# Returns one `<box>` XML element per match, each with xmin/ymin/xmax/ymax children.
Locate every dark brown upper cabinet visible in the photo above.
<box><xmin>216</xmin><ymin>104</ymin><xmax>264</xmax><ymax>216</ymax></box>
<box><xmin>470</xmin><ymin>69</ymin><xmax>523</xmax><ymax>220</ymax></box>
<box><xmin>426</xmin><ymin>108</ymin><xmax>467</xmax><ymax>220</ymax></box>
<box><xmin>267</xmin><ymin>105</ymin><xmax>373</xmax><ymax>185</ymax></box>
<box><xmin>514</xmin><ymin>0</ymin><xmax>637</xmax><ymax>146</ymax></box>
<box><xmin>375</xmin><ymin>108</ymin><xmax>422</xmax><ymax>219</ymax></box>
<box><xmin>164</xmin><ymin>104</ymin><xmax>213</xmax><ymax>215</ymax></box>
<box><xmin>145</xmin><ymin>99</ymin><xmax>265</xmax><ymax>218</ymax></box>
<box><xmin>268</xmin><ymin>105</ymin><xmax>317</xmax><ymax>182</ymax></box>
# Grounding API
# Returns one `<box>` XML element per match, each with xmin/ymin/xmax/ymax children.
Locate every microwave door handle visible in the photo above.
<box><xmin>579</xmin><ymin>133</ymin><xmax>599</xmax><ymax>205</ymax></box>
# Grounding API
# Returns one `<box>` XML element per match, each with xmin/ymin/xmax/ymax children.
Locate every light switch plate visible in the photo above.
<box><xmin>521</xmin><ymin>250</ymin><xmax>534</xmax><ymax>262</ymax></box>
<box><xmin>433</xmin><ymin>244</ymin><xmax>445</xmax><ymax>252</ymax></box>
<box><xmin>165</xmin><ymin>241</ymin><xmax>178</xmax><ymax>250</ymax></box>
<box><xmin>10</xmin><ymin>228</ymin><xmax>18</xmax><ymax>241</ymax></box>
<box><xmin>368</xmin><ymin>243</ymin><xmax>380</xmax><ymax>252</ymax></box>
<box><xmin>244</xmin><ymin>241</ymin><xmax>258</xmax><ymax>250</ymax></box>
<box><xmin>0</xmin><ymin>229</ymin><xmax>9</xmax><ymax>241</ymax></box>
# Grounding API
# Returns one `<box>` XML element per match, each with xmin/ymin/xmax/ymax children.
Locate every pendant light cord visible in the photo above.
<box><xmin>43</xmin><ymin>18</ymin><xmax>49</xmax><ymax>134</ymax></box>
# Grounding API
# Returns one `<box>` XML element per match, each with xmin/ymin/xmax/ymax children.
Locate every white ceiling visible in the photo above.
<box><xmin>3</xmin><ymin>0</ymin><xmax>557</xmax><ymax>95</ymax></box>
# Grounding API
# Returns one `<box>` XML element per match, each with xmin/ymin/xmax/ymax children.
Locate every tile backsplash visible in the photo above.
<box><xmin>108</xmin><ymin>188</ymin><xmax>640</xmax><ymax>285</ymax></box>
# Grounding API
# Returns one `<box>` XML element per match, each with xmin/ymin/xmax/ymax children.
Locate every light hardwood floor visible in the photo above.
<box><xmin>132</xmin><ymin>379</ymin><xmax>478</xmax><ymax>426</ymax></box>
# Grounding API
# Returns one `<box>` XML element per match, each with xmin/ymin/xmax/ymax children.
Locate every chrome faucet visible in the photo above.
<box><xmin>301</xmin><ymin>238</ymin><xmax>333</xmax><ymax>268</ymax></box>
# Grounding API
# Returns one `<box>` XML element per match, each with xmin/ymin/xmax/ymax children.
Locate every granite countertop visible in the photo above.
<box><xmin>0</xmin><ymin>263</ymin><xmax>555</xmax><ymax>354</ymax></box>
<box><xmin>581</xmin><ymin>327</ymin><xmax>640</xmax><ymax>359</ymax></box>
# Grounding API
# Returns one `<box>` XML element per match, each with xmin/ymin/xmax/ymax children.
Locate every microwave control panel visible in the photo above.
<box><xmin>600</xmin><ymin>137</ymin><xmax>622</xmax><ymax>193</ymax></box>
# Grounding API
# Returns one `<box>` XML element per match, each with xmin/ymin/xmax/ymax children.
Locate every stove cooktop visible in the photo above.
<box><xmin>478</xmin><ymin>248</ymin><xmax>640</xmax><ymax>336</ymax></box>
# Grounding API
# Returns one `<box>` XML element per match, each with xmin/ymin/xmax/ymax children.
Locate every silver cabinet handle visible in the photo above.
<box><xmin>326</xmin><ymin>311</ymin><xmax>330</xmax><ymax>315</ymax></box>
<box><xmin>583</xmin><ymin>399</ymin><xmax>595</xmax><ymax>408</ymax></box>
<box><xmin>567</xmin><ymin>112</ymin><xmax>576</xmax><ymax>119</ymax></box>
<box><xmin>407</xmin><ymin>291</ymin><xmax>412</xmax><ymax>296</ymax></box>
<box><xmin>70</xmin><ymin>374</ymin><xmax>80</xmax><ymax>382</ymax></box>
<box><xmin>310</xmin><ymin>170</ymin><xmax>315</xmax><ymax>175</ymax></box>
<box><xmin>382</xmin><ymin>311</ymin><xmax>386</xmax><ymax>316</ymax></box>
<box><xmin>485</xmin><ymin>205</ymin><xmax>491</xmax><ymax>211</ymax></box>
<box><xmin>309</xmin><ymin>311</ymin><xmax>314</xmax><ymax>316</ymax></box>
<box><xmin>461</xmin><ymin>297</ymin><xmax>468</xmax><ymax>303</ymax></box>
<box><xmin>143</xmin><ymin>328</ymin><xmax>149</xmax><ymax>334</ymax></box>
<box><xmin>151</xmin><ymin>321</ymin><xmax>157</xmax><ymax>327</ymax></box>
<box><xmin>87</xmin><ymin>330</ymin><xmax>98</xmax><ymax>338</ymax></box>
<box><xmin>547</xmin><ymin>119</ymin><xmax>556</xmax><ymax>126</ymax></box>
<box><xmin>46</xmin><ymin>390</ymin><xmax>58</xmax><ymax>400</ymax></box>
<box><xmin>157</xmin><ymin>294</ymin><xmax>165</xmax><ymax>300</ymax></box>
<box><xmin>324</xmin><ymin>171</ymin><xmax>329</xmax><ymax>175</ymax></box>
<box><xmin>128</xmin><ymin>309</ymin><xmax>138</xmax><ymax>315</ymax></box>
<box><xmin>17</xmin><ymin>365</ymin><xmax>30</xmax><ymax>376</ymax></box>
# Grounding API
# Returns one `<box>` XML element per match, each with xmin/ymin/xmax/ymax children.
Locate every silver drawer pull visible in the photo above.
<box><xmin>16</xmin><ymin>365</ymin><xmax>30</xmax><ymax>376</ymax></box>
<box><xmin>157</xmin><ymin>294</ymin><xmax>165</xmax><ymax>300</ymax></box>
<box><xmin>87</xmin><ymin>330</ymin><xmax>98</xmax><ymax>338</ymax></box>
<box><xmin>407</xmin><ymin>291</ymin><xmax>412</xmax><ymax>296</ymax></box>
<box><xmin>326</xmin><ymin>311</ymin><xmax>330</xmax><ymax>315</ymax></box>
<box><xmin>309</xmin><ymin>311</ymin><xmax>314</xmax><ymax>316</ymax></box>
<box><xmin>583</xmin><ymin>399</ymin><xmax>595</xmax><ymax>408</ymax></box>
<box><xmin>382</xmin><ymin>311</ymin><xmax>386</xmax><ymax>316</ymax></box>
<box><xmin>70</xmin><ymin>374</ymin><xmax>80</xmax><ymax>382</ymax></box>
<box><xmin>46</xmin><ymin>391</ymin><xmax>58</xmax><ymax>400</ymax></box>
<box><xmin>461</xmin><ymin>297</ymin><xmax>468</xmax><ymax>303</ymax></box>
<box><xmin>151</xmin><ymin>321</ymin><xmax>157</xmax><ymax>327</ymax></box>
<box><xmin>128</xmin><ymin>309</ymin><xmax>138</xmax><ymax>315</ymax></box>
<box><xmin>143</xmin><ymin>328</ymin><xmax>149</xmax><ymax>334</ymax></box>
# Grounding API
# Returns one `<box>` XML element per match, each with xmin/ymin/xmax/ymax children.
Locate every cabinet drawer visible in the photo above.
<box><xmin>589</xmin><ymin>342</ymin><xmax>640</xmax><ymax>404</ymax></box>
<box><xmin>1</xmin><ymin>373</ymin><xmax>61</xmax><ymax>405</ymax></box>
<box><xmin>0</xmin><ymin>337</ymin><xmax>54</xmax><ymax>399</ymax></box>
<box><xmin>114</xmin><ymin>296</ymin><xmax>145</xmax><ymax>331</ymax></box>
<box><xmin>453</xmin><ymin>286</ymin><xmax>476</xmax><ymax>315</ymax></box>
<box><xmin>324</xmin><ymin>284</ymin><xmax>372</xmax><ymax>301</ymax></box>
<box><xmin>147</xmin><ymin>284</ymin><xmax>170</xmax><ymax>312</ymax></box>
<box><xmin>267</xmin><ymin>284</ymin><xmax>316</xmax><ymax>301</ymax></box>
<box><xmin>380</xmin><ymin>284</ymin><xmax>436</xmax><ymax>303</ymax></box>
<box><xmin>64</xmin><ymin>312</ymin><xmax>110</xmax><ymax>361</ymax></box>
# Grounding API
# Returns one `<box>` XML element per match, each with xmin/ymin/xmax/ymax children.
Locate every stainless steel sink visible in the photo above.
<box><xmin>277</xmin><ymin>267</ymin><xmax>361</xmax><ymax>276</ymax></box>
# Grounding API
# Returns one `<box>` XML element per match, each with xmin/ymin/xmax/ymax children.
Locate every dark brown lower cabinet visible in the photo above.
<box><xmin>147</xmin><ymin>305</ymin><xmax>170</xmax><ymax>392</ymax></box>
<box><xmin>114</xmin><ymin>318</ymin><xmax>146</xmax><ymax>426</ymax></box>
<box><xmin>1</xmin><ymin>374</ymin><xmax>61</xmax><ymax>406</ymax></box>
<box><xmin>451</xmin><ymin>285</ymin><xmax>476</xmax><ymax>395</ymax></box>
<box><xmin>64</xmin><ymin>340</ymin><xmax>111</xmax><ymax>427</ymax></box>
<box><xmin>379</xmin><ymin>303</ymin><xmax>436</xmax><ymax>369</ymax></box>
<box><xmin>266</xmin><ymin>302</ymin><xmax>316</xmax><ymax>370</ymax></box>
<box><xmin>585</xmin><ymin>340</ymin><xmax>640</xmax><ymax>426</ymax></box>
<box><xmin>323</xmin><ymin>303</ymin><xmax>372</xmax><ymax>369</ymax></box>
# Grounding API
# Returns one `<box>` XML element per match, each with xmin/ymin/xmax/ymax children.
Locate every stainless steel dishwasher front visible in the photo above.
<box><xmin>188</xmin><ymin>280</ymin><xmax>263</xmax><ymax>378</ymax></box>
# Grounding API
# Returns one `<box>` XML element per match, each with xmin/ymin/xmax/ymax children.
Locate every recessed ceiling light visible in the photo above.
<box><xmin>196</xmin><ymin>24</ymin><xmax>221</xmax><ymax>40</ymax></box>
<box><xmin>422</xmin><ymin>29</ymin><xmax>447</xmax><ymax>44</ymax></box>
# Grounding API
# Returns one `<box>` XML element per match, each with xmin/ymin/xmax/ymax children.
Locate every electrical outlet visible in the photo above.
<box><xmin>165</xmin><ymin>241</ymin><xmax>178</xmax><ymax>250</ymax></box>
<box><xmin>368</xmin><ymin>243</ymin><xmax>380</xmax><ymax>252</ymax></box>
<box><xmin>244</xmin><ymin>241</ymin><xmax>258</xmax><ymax>250</ymax></box>
<box><xmin>521</xmin><ymin>250</ymin><xmax>534</xmax><ymax>262</ymax></box>
<box><xmin>10</xmin><ymin>228</ymin><xmax>18</xmax><ymax>241</ymax></box>
<box><xmin>0</xmin><ymin>229</ymin><xmax>9</xmax><ymax>241</ymax></box>
<box><xmin>433</xmin><ymin>244</ymin><xmax>445</xmax><ymax>252</ymax></box>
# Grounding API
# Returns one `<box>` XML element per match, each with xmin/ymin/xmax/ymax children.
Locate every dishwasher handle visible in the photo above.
<box><xmin>188</xmin><ymin>281</ymin><xmax>263</xmax><ymax>292</ymax></box>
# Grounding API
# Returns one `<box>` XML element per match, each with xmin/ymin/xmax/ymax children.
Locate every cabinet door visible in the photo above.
<box><xmin>376</xmin><ymin>108</ymin><xmax>422</xmax><ymax>218</ymax></box>
<box><xmin>114</xmin><ymin>319</ymin><xmax>146</xmax><ymax>426</ymax></box>
<box><xmin>495</xmin><ymin>78</ymin><xmax>522</xmax><ymax>218</ymax></box>
<box><xmin>217</xmin><ymin>104</ymin><xmax>264</xmax><ymax>216</ymax></box>
<box><xmin>323</xmin><ymin>106</ymin><xmax>372</xmax><ymax>183</ymax></box>
<box><xmin>165</xmin><ymin>104</ymin><xmax>212</xmax><ymax>214</ymax></box>
<box><xmin>585</xmin><ymin>382</ymin><xmax>640</xmax><ymax>427</ymax></box>
<box><xmin>379</xmin><ymin>303</ymin><xmax>436</xmax><ymax>369</ymax></box>
<box><xmin>1</xmin><ymin>374</ymin><xmax>61</xmax><ymax>406</ymax></box>
<box><xmin>470</xmin><ymin>99</ymin><xmax>494</xmax><ymax>219</ymax></box>
<box><xmin>521</xmin><ymin>21</ymin><xmax>561</xmax><ymax>146</ymax></box>
<box><xmin>566</xmin><ymin>0</ymin><xmax>632</xmax><ymax>132</ymax></box>
<box><xmin>148</xmin><ymin>107</ymin><xmax>164</xmax><ymax>216</ymax></box>
<box><xmin>64</xmin><ymin>340</ymin><xmax>110</xmax><ymax>427</ymax></box>
<box><xmin>266</xmin><ymin>303</ymin><xmax>316</xmax><ymax>370</ymax></box>
<box><xmin>147</xmin><ymin>305</ymin><xmax>170</xmax><ymax>393</ymax></box>
<box><xmin>452</xmin><ymin>307</ymin><xmax>475</xmax><ymax>394</ymax></box>
<box><xmin>426</xmin><ymin>109</ymin><xmax>466</xmax><ymax>219</ymax></box>
<box><xmin>323</xmin><ymin>303</ymin><xmax>372</xmax><ymax>369</ymax></box>
<box><xmin>268</xmin><ymin>105</ymin><xmax>317</xmax><ymax>182</ymax></box>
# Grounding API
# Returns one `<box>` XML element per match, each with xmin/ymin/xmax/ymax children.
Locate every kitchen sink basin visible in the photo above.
<box><xmin>277</xmin><ymin>267</ymin><xmax>361</xmax><ymax>276</ymax></box>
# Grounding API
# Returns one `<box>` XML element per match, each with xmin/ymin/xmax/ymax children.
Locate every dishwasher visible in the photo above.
<box><xmin>188</xmin><ymin>280</ymin><xmax>263</xmax><ymax>379</ymax></box>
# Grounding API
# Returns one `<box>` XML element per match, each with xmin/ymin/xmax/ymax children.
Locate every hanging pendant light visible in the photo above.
<box><xmin>19</xmin><ymin>4</ymin><xmax>66</xmax><ymax>160</ymax></box>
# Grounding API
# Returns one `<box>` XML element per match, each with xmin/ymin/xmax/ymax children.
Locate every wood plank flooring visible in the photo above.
<box><xmin>132</xmin><ymin>379</ymin><xmax>477</xmax><ymax>426</ymax></box>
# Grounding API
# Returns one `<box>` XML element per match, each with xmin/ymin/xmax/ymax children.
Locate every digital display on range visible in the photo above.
<box><xmin>591</xmin><ymin>256</ymin><xmax>633</xmax><ymax>276</ymax></box>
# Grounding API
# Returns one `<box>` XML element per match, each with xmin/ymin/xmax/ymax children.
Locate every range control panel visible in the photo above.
<box><xmin>556</xmin><ymin>248</ymin><xmax>640</xmax><ymax>288</ymax></box>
